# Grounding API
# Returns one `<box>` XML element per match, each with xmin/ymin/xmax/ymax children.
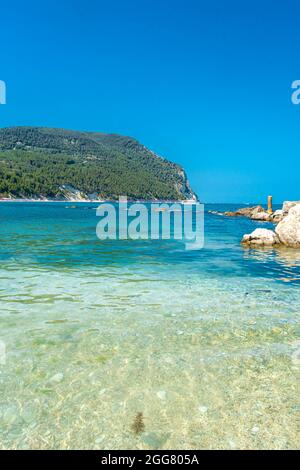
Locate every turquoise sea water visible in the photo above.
<box><xmin>0</xmin><ymin>202</ymin><xmax>299</xmax><ymax>449</ymax></box>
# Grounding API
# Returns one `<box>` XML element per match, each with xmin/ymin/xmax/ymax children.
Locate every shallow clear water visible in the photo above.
<box><xmin>0</xmin><ymin>202</ymin><xmax>299</xmax><ymax>449</ymax></box>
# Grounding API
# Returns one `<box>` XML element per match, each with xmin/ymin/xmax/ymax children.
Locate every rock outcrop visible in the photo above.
<box><xmin>241</xmin><ymin>202</ymin><xmax>300</xmax><ymax>248</ymax></box>
<box><xmin>220</xmin><ymin>204</ymin><xmax>289</xmax><ymax>224</ymax></box>
<box><xmin>241</xmin><ymin>229</ymin><xmax>280</xmax><ymax>246</ymax></box>
<box><xmin>282</xmin><ymin>201</ymin><xmax>300</xmax><ymax>217</ymax></box>
<box><xmin>250</xmin><ymin>207</ymin><xmax>270</xmax><ymax>221</ymax></box>
<box><xmin>269</xmin><ymin>210</ymin><xmax>283</xmax><ymax>223</ymax></box>
<box><xmin>224</xmin><ymin>206</ymin><xmax>264</xmax><ymax>218</ymax></box>
<box><xmin>275</xmin><ymin>204</ymin><xmax>300</xmax><ymax>248</ymax></box>
<box><xmin>223</xmin><ymin>205</ymin><xmax>274</xmax><ymax>221</ymax></box>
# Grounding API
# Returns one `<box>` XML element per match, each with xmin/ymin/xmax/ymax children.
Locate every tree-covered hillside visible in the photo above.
<box><xmin>0</xmin><ymin>127</ymin><xmax>197</xmax><ymax>201</ymax></box>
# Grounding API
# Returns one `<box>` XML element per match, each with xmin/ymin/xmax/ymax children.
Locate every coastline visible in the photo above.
<box><xmin>0</xmin><ymin>198</ymin><xmax>198</xmax><ymax>203</ymax></box>
<box><xmin>0</xmin><ymin>198</ymin><xmax>105</xmax><ymax>203</ymax></box>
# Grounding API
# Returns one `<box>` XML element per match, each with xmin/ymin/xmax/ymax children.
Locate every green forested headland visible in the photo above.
<box><xmin>0</xmin><ymin>127</ymin><xmax>196</xmax><ymax>200</ymax></box>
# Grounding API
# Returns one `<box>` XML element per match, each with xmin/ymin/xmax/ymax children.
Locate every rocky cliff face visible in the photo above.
<box><xmin>176</xmin><ymin>169</ymin><xmax>197</xmax><ymax>201</ymax></box>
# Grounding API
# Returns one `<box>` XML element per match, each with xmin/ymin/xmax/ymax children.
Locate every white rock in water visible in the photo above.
<box><xmin>2</xmin><ymin>406</ymin><xmax>19</xmax><ymax>425</ymax></box>
<box><xmin>276</xmin><ymin>204</ymin><xmax>300</xmax><ymax>248</ymax></box>
<box><xmin>198</xmin><ymin>405</ymin><xmax>208</xmax><ymax>413</ymax></box>
<box><xmin>250</xmin><ymin>209</ymin><xmax>270</xmax><ymax>221</ymax></box>
<box><xmin>49</xmin><ymin>372</ymin><xmax>64</xmax><ymax>383</ymax></box>
<box><xmin>241</xmin><ymin>228</ymin><xmax>280</xmax><ymax>246</ymax></box>
<box><xmin>270</xmin><ymin>209</ymin><xmax>283</xmax><ymax>223</ymax></box>
<box><xmin>282</xmin><ymin>201</ymin><xmax>300</xmax><ymax>216</ymax></box>
<box><xmin>228</xmin><ymin>439</ymin><xmax>237</xmax><ymax>449</ymax></box>
<box><xmin>156</xmin><ymin>390</ymin><xmax>167</xmax><ymax>400</ymax></box>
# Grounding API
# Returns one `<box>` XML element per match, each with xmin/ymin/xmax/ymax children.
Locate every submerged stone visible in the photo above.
<box><xmin>198</xmin><ymin>405</ymin><xmax>208</xmax><ymax>413</ymax></box>
<box><xmin>156</xmin><ymin>390</ymin><xmax>167</xmax><ymax>400</ymax></box>
<box><xmin>2</xmin><ymin>406</ymin><xmax>19</xmax><ymax>425</ymax></box>
<box><xmin>142</xmin><ymin>432</ymin><xmax>170</xmax><ymax>449</ymax></box>
<box><xmin>49</xmin><ymin>372</ymin><xmax>64</xmax><ymax>383</ymax></box>
<box><xmin>251</xmin><ymin>426</ymin><xmax>260</xmax><ymax>434</ymax></box>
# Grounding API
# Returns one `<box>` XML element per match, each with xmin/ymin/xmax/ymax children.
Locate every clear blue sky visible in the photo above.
<box><xmin>1</xmin><ymin>0</ymin><xmax>300</xmax><ymax>203</ymax></box>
